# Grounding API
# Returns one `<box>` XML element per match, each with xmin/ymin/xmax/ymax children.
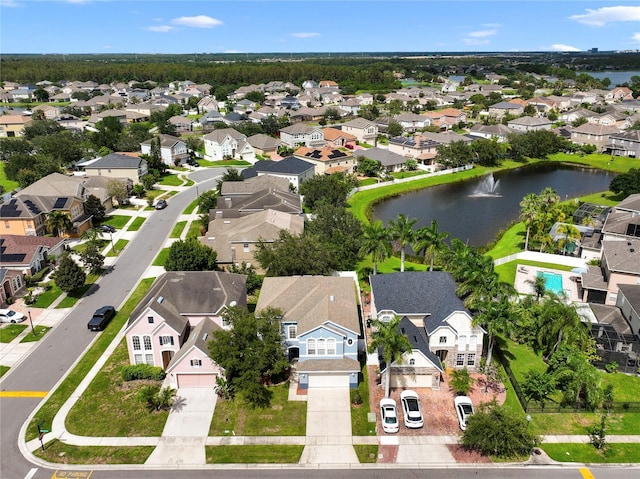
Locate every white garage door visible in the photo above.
<box><xmin>308</xmin><ymin>374</ymin><xmax>350</xmax><ymax>388</ymax></box>
<box><xmin>390</xmin><ymin>374</ymin><xmax>432</xmax><ymax>389</ymax></box>
<box><xmin>176</xmin><ymin>373</ymin><xmax>217</xmax><ymax>388</ymax></box>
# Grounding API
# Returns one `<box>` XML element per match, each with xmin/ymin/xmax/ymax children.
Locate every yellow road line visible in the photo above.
<box><xmin>0</xmin><ymin>391</ymin><xmax>48</xmax><ymax>398</ymax></box>
<box><xmin>579</xmin><ymin>467</ymin><xmax>595</xmax><ymax>479</ymax></box>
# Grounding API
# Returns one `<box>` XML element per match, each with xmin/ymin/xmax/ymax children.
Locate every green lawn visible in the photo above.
<box><xmin>0</xmin><ymin>162</ymin><xmax>19</xmax><ymax>193</ymax></box>
<box><xmin>184</xmin><ymin>179</ymin><xmax>195</xmax><ymax>187</ymax></box>
<box><xmin>197</xmin><ymin>159</ymin><xmax>251</xmax><ymax>167</ymax></box>
<box><xmin>152</xmin><ymin>248</ymin><xmax>170</xmax><ymax>266</ymax></box>
<box><xmin>205</xmin><ymin>445</ymin><xmax>304</xmax><ymax>464</ymax></box>
<box><xmin>33</xmin><ymin>440</ymin><xmax>154</xmax><ymax>464</ymax></box>
<box><xmin>183</xmin><ymin>199</ymin><xmax>199</xmax><ymax>214</ymax></box>
<box><xmin>0</xmin><ymin>324</ymin><xmax>28</xmax><ymax>343</ymax></box>
<box><xmin>102</xmin><ymin>215</ymin><xmax>131</xmax><ymax>229</ymax></box>
<box><xmin>549</xmin><ymin>152</ymin><xmax>638</xmax><ymax>173</ymax></box>
<box><xmin>494</xmin><ymin>259</ymin><xmax>574</xmax><ymax>286</ymax></box>
<box><xmin>106</xmin><ymin>239</ymin><xmax>129</xmax><ymax>257</ymax></box>
<box><xmin>26</xmin><ymin>278</ymin><xmax>155</xmax><ymax>442</ymax></box>
<box><xmin>66</xmin><ymin>339</ymin><xmax>169</xmax><ymax>436</ymax></box>
<box><xmin>30</xmin><ymin>282</ymin><xmax>63</xmax><ymax>308</ymax></box>
<box><xmin>209</xmin><ymin>383</ymin><xmax>306</xmax><ymax>436</ymax></box>
<box><xmin>158</xmin><ymin>174</ymin><xmax>183</xmax><ymax>186</ymax></box>
<box><xmin>486</xmin><ymin>223</ymin><xmax>526</xmax><ymax>259</ymax></box>
<box><xmin>186</xmin><ymin>221</ymin><xmax>203</xmax><ymax>239</ymax></box>
<box><xmin>358</xmin><ymin>178</ymin><xmax>378</xmax><ymax>187</ymax></box>
<box><xmin>0</xmin><ymin>365</ymin><xmax>9</xmax><ymax>377</ymax></box>
<box><xmin>71</xmin><ymin>239</ymin><xmax>107</xmax><ymax>253</ymax></box>
<box><xmin>127</xmin><ymin>217</ymin><xmax>146</xmax><ymax>231</ymax></box>
<box><xmin>390</xmin><ymin>170</ymin><xmax>429</xmax><ymax>179</ymax></box>
<box><xmin>169</xmin><ymin>221</ymin><xmax>187</xmax><ymax>238</ymax></box>
<box><xmin>353</xmin><ymin>444</ymin><xmax>379</xmax><ymax>463</ymax></box>
<box><xmin>541</xmin><ymin>443</ymin><xmax>640</xmax><ymax>463</ymax></box>
<box><xmin>20</xmin><ymin>326</ymin><xmax>50</xmax><ymax>343</ymax></box>
<box><xmin>351</xmin><ymin>366</ymin><xmax>376</xmax><ymax>436</ymax></box>
<box><xmin>55</xmin><ymin>273</ymin><xmax>99</xmax><ymax>309</ymax></box>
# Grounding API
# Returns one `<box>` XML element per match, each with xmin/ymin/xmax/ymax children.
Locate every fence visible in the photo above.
<box><xmin>496</xmin><ymin>348</ymin><xmax>640</xmax><ymax>414</ymax></box>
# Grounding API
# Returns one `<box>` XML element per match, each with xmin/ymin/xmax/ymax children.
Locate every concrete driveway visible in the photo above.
<box><xmin>299</xmin><ymin>387</ymin><xmax>359</xmax><ymax>465</ymax></box>
<box><xmin>145</xmin><ymin>388</ymin><xmax>217</xmax><ymax>465</ymax></box>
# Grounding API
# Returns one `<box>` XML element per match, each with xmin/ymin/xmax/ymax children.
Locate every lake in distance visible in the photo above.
<box><xmin>372</xmin><ymin>163</ymin><xmax>615</xmax><ymax>247</ymax></box>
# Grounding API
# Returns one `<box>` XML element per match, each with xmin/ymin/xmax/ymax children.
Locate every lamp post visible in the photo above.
<box><xmin>526</xmin><ymin>414</ymin><xmax>531</xmax><ymax>431</ymax></box>
<box><xmin>27</xmin><ymin>307</ymin><xmax>35</xmax><ymax>336</ymax></box>
<box><xmin>109</xmin><ymin>231</ymin><xmax>117</xmax><ymax>254</ymax></box>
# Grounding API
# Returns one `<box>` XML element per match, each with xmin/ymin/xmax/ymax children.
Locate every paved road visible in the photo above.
<box><xmin>0</xmin><ymin>168</ymin><xmax>224</xmax><ymax>479</ymax></box>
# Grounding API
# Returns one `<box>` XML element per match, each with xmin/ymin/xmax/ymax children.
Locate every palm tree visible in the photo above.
<box><xmin>556</xmin><ymin>223</ymin><xmax>580</xmax><ymax>255</ymax></box>
<box><xmin>526</xmin><ymin>275</ymin><xmax>547</xmax><ymax>302</ymax></box>
<box><xmin>368</xmin><ymin>316</ymin><xmax>412</xmax><ymax>398</ymax></box>
<box><xmin>473</xmin><ymin>296</ymin><xmax>515</xmax><ymax>373</ymax></box>
<box><xmin>413</xmin><ymin>219</ymin><xmax>449</xmax><ymax>271</ymax></box>
<box><xmin>46</xmin><ymin>211</ymin><xmax>73</xmax><ymax>237</ymax></box>
<box><xmin>519</xmin><ymin>193</ymin><xmax>539</xmax><ymax>251</ymax></box>
<box><xmin>533</xmin><ymin>296</ymin><xmax>590</xmax><ymax>360</ymax></box>
<box><xmin>388</xmin><ymin>214</ymin><xmax>418</xmax><ymax>272</ymax></box>
<box><xmin>359</xmin><ymin>220</ymin><xmax>391</xmax><ymax>275</ymax></box>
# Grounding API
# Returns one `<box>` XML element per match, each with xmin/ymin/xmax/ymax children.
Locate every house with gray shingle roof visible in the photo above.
<box><xmin>140</xmin><ymin>134</ymin><xmax>188</xmax><ymax>167</ymax></box>
<box><xmin>369</xmin><ymin>272</ymin><xmax>485</xmax><ymax>390</ymax></box>
<box><xmin>241</xmin><ymin>157</ymin><xmax>315</xmax><ymax>190</ymax></box>
<box><xmin>81</xmin><ymin>153</ymin><xmax>148</xmax><ymax>182</ymax></box>
<box><xmin>256</xmin><ymin>275</ymin><xmax>362</xmax><ymax>389</ymax></box>
<box><xmin>507</xmin><ymin>116</ymin><xmax>553</xmax><ymax>132</ymax></box>
<box><xmin>124</xmin><ymin>271</ymin><xmax>247</xmax><ymax>388</ymax></box>
<box><xmin>571</xmin><ymin>123</ymin><xmax>620</xmax><ymax>152</ymax></box>
<box><xmin>354</xmin><ymin>147</ymin><xmax>407</xmax><ymax>173</ymax></box>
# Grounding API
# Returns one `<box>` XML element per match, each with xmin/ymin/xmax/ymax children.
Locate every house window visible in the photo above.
<box><xmin>409</xmin><ymin>358</ymin><xmax>416</xmax><ymax>366</ymax></box>
<box><xmin>307</xmin><ymin>339</ymin><xmax>316</xmax><ymax>355</ymax></box>
<box><xmin>132</xmin><ymin>336</ymin><xmax>141</xmax><ymax>351</ymax></box>
<box><xmin>222</xmin><ymin>315</ymin><xmax>230</xmax><ymax>327</ymax></box>
<box><xmin>288</xmin><ymin>325</ymin><xmax>297</xmax><ymax>339</ymax></box>
<box><xmin>609</xmin><ymin>293</ymin><xmax>618</xmax><ymax>303</ymax></box>
<box><xmin>456</xmin><ymin>354</ymin><xmax>465</xmax><ymax>366</ymax></box>
<box><xmin>145</xmin><ymin>354</ymin><xmax>154</xmax><ymax>365</ymax></box>
<box><xmin>134</xmin><ymin>354</ymin><xmax>143</xmax><ymax>364</ymax></box>
<box><xmin>347</xmin><ymin>338</ymin><xmax>354</xmax><ymax>346</ymax></box>
<box><xmin>143</xmin><ymin>335</ymin><xmax>152</xmax><ymax>351</ymax></box>
<box><xmin>467</xmin><ymin>353</ymin><xmax>476</xmax><ymax>367</ymax></box>
<box><xmin>147</xmin><ymin>316</ymin><xmax>154</xmax><ymax>324</ymax></box>
<box><xmin>4</xmin><ymin>221</ymin><xmax>10</xmax><ymax>229</ymax></box>
<box><xmin>159</xmin><ymin>336</ymin><xmax>174</xmax><ymax>346</ymax></box>
<box><xmin>317</xmin><ymin>338</ymin><xmax>326</xmax><ymax>356</ymax></box>
<box><xmin>243</xmin><ymin>243</ymin><xmax>250</xmax><ymax>252</ymax></box>
<box><xmin>190</xmin><ymin>359</ymin><xmax>202</xmax><ymax>367</ymax></box>
<box><xmin>469</xmin><ymin>335</ymin><xmax>477</xmax><ymax>347</ymax></box>
<box><xmin>459</xmin><ymin>335</ymin><xmax>467</xmax><ymax>347</ymax></box>
<box><xmin>439</xmin><ymin>336</ymin><xmax>447</xmax><ymax>344</ymax></box>
<box><xmin>327</xmin><ymin>338</ymin><xmax>336</xmax><ymax>355</ymax></box>
<box><xmin>12</xmin><ymin>275</ymin><xmax>22</xmax><ymax>291</ymax></box>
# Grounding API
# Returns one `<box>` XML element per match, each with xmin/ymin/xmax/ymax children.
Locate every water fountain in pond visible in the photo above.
<box><xmin>470</xmin><ymin>174</ymin><xmax>501</xmax><ymax>197</ymax></box>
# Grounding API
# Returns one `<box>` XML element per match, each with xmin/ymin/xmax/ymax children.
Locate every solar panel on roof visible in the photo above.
<box><xmin>23</xmin><ymin>199</ymin><xmax>41</xmax><ymax>214</ymax></box>
<box><xmin>53</xmin><ymin>197</ymin><xmax>68</xmax><ymax>209</ymax></box>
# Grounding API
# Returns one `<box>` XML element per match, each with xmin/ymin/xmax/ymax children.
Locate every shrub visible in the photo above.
<box><xmin>605</xmin><ymin>361</ymin><xmax>618</xmax><ymax>374</ymax></box>
<box><xmin>121</xmin><ymin>364</ymin><xmax>165</xmax><ymax>382</ymax></box>
<box><xmin>450</xmin><ymin>368</ymin><xmax>474</xmax><ymax>396</ymax></box>
<box><xmin>351</xmin><ymin>389</ymin><xmax>363</xmax><ymax>405</ymax></box>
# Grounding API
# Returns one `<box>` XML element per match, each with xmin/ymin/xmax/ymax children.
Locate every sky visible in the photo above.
<box><xmin>1</xmin><ymin>1</ymin><xmax>640</xmax><ymax>54</ymax></box>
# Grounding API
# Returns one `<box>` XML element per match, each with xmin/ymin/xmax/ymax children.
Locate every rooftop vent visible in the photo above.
<box><xmin>330</xmin><ymin>295</ymin><xmax>334</xmax><ymax>302</ymax></box>
<box><xmin>157</xmin><ymin>296</ymin><xmax>164</xmax><ymax>303</ymax></box>
<box><xmin>202</xmin><ymin>333</ymin><xmax>208</xmax><ymax>341</ymax></box>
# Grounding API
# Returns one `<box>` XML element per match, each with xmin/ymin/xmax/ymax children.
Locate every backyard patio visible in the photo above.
<box><xmin>514</xmin><ymin>264</ymin><xmax>581</xmax><ymax>303</ymax></box>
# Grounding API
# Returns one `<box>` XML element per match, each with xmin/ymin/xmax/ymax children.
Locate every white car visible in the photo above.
<box><xmin>379</xmin><ymin>398</ymin><xmax>399</xmax><ymax>433</ymax></box>
<box><xmin>0</xmin><ymin>308</ymin><xmax>26</xmax><ymax>324</ymax></box>
<box><xmin>400</xmin><ymin>390</ymin><xmax>424</xmax><ymax>428</ymax></box>
<box><xmin>454</xmin><ymin>396</ymin><xmax>474</xmax><ymax>431</ymax></box>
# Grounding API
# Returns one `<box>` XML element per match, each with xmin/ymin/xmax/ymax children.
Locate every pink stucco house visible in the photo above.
<box><xmin>124</xmin><ymin>271</ymin><xmax>247</xmax><ymax>388</ymax></box>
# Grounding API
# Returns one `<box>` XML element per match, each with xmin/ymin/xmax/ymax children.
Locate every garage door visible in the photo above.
<box><xmin>308</xmin><ymin>374</ymin><xmax>350</xmax><ymax>388</ymax></box>
<box><xmin>176</xmin><ymin>373</ymin><xmax>217</xmax><ymax>388</ymax></box>
<box><xmin>390</xmin><ymin>374</ymin><xmax>432</xmax><ymax>389</ymax></box>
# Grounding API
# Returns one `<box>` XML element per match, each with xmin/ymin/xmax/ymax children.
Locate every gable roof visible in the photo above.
<box><xmin>256</xmin><ymin>276</ymin><xmax>360</xmax><ymax>335</ymax></box>
<box><xmin>17</xmin><ymin>172</ymin><xmax>84</xmax><ymax>199</ymax></box>
<box><xmin>165</xmin><ymin>318</ymin><xmax>222</xmax><ymax>372</ymax></box>
<box><xmin>323</xmin><ymin>127</ymin><xmax>356</xmax><ymax>142</ymax></box>
<box><xmin>0</xmin><ymin>235</ymin><xmax>65</xmax><ymax>266</ymax></box>
<box><xmin>354</xmin><ymin>147</ymin><xmax>406</xmax><ymax>166</ymax></box>
<box><xmin>221</xmin><ymin>174</ymin><xmax>290</xmax><ymax>196</ymax></box>
<box><xmin>241</xmin><ymin>157</ymin><xmax>315</xmax><ymax>178</ymax></box>
<box><xmin>370</xmin><ymin>272</ymin><xmax>469</xmax><ymax>334</ymax></box>
<box><xmin>602</xmin><ymin>238</ymin><xmax>640</xmax><ymax>275</ymax></box>
<box><xmin>294</xmin><ymin>146</ymin><xmax>352</xmax><ymax>163</ymax></box>
<box><xmin>342</xmin><ymin>118</ymin><xmax>376</xmax><ymax>129</ymax></box>
<box><xmin>398</xmin><ymin>316</ymin><xmax>444</xmax><ymax>372</ymax></box>
<box><xmin>215</xmin><ymin>188</ymin><xmax>302</xmax><ymax>217</ymax></box>
<box><xmin>84</xmin><ymin>153</ymin><xmax>145</xmax><ymax>170</ymax></box>
<box><xmin>203</xmin><ymin>128</ymin><xmax>245</xmax><ymax>143</ymax></box>
<box><xmin>247</xmin><ymin>133</ymin><xmax>282</xmax><ymax>151</ymax></box>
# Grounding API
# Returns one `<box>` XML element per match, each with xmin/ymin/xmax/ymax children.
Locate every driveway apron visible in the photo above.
<box><xmin>145</xmin><ymin>388</ymin><xmax>217</xmax><ymax>465</ymax></box>
<box><xmin>299</xmin><ymin>387</ymin><xmax>359</xmax><ymax>464</ymax></box>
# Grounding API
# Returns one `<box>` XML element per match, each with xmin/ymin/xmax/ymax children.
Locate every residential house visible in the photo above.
<box><xmin>388</xmin><ymin>134</ymin><xmax>439</xmax><ymax>165</ymax></box>
<box><xmin>394</xmin><ymin>113</ymin><xmax>431</xmax><ymax>133</ymax></box>
<box><xmin>507</xmin><ymin>116</ymin><xmax>553</xmax><ymax>132</ymax></box>
<box><xmin>606</xmin><ymin>87</ymin><xmax>634</xmax><ymax>103</ymax></box>
<box><xmin>293</xmin><ymin>146</ymin><xmax>355</xmax><ymax>175</ymax></box>
<box><xmin>0</xmin><ymin>115</ymin><xmax>33</xmax><ymax>137</ymax></box>
<box><xmin>424</xmin><ymin>108</ymin><xmax>466</xmax><ymax>130</ymax></box>
<box><xmin>338</xmin><ymin>98</ymin><xmax>362</xmax><ymax>115</ymax></box>
<box><xmin>369</xmin><ymin>272</ymin><xmax>484</xmax><ymax>389</ymax></box>
<box><xmin>197</xmin><ymin>96</ymin><xmax>219</xmax><ymax>113</ymax></box>
<box><xmin>0</xmin><ymin>173</ymin><xmax>92</xmax><ymax>237</ymax></box>
<box><xmin>1</xmin><ymin>268</ymin><xmax>25</xmax><ymax>307</ymax></box>
<box><xmin>354</xmin><ymin>148</ymin><xmax>408</xmax><ymax>173</ymax></box>
<box><xmin>168</xmin><ymin>116</ymin><xmax>194</xmax><ymax>133</ymax></box>
<box><xmin>124</xmin><ymin>271</ymin><xmax>248</xmax><ymax>389</ymax></box>
<box><xmin>560</xmin><ymin>108</ymin><xmax>598</xmax><ymax>124</ymax></box>
<box><xmin>88</xmin><ymin>109</ymin><xmax>127</xmax><ymax>127</ymax></box>
<box><xmin>467</xmin><ymin>123</ymin><xmax>513</xmax><ymax>142</ymax></box>
<box><xmin>571</xmin><ymin>123</ymin><xmax>620</xmax><ymax>152</ymax></box>
<box><xmin>279</xmin><ymin>124</ymin><xmax>324</xmax><ymax>148</ymax></box>
<box><xmin>605</xmin><ymin>130</ymin><xmax>640</xmax><ymax>158</ymax></box>
<box><xmin>323</xmin><ymin>127</ymin><xmax>357</xmax><ymax>149</ymax></box>
<box><xmin>220</xmin><ymin>174</ymin><xmax>291</xmax><ymax>197</ymax></box>
<box><xmin>246</xmin><ymin>133</ymin><xmax>282</xmax><ymax>158</ymax></box>
<box><xmin>341</xmin><ymin>118</ymin><xmax>378</xmax><ymax>144</ymax></box>
<box><xmin>81</xmin><ymin>153</ymin><xmax>148</xmax><ymax>182</ymax></box>
<box><xmin>212</xmin><ymin>187</ymin><xmax>302</xmax><ymax>219</ymax></box>
<box><xmin>240</xmin><ymin>157</ymin><xmax>315</xmax><ymax>190</ymax></box>
<box><xmin>140</xmin><ymin>134</ymin><xmax>189</xmax><ymax>167</ymax></box>
<box><xmin>32</xmin><ymin>104</ymin><xmax>60</xmax><ymax>120</ymax></box>
<box><xmin>488</xmin><ymin>101</ymin><xmax>524</xmax><ymax>118</ymax></box>
<box><xmin>256</xmin><ymin>275</ymin><xmax>362</xmax><ymax>389</ymax></box>
<box><xmin>203</xmin><ymin>128</ymin><xmax>256</xmax><ymax>163</ymax></box>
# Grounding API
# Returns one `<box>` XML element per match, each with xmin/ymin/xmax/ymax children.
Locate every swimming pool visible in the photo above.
<box><xmin>537</xmin><ymin>271</ymin><xmax>564</xmax><ymax>296</ymax></box>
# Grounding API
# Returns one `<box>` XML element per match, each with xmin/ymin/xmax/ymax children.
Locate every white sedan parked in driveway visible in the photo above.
<box><xmin>454</xmin><ymin>395</ymin><xmax>474</xmax><ymax>431</ymax></box>
<box><xmin>379</xmin><ymin>398</ymin><xmax>399</xmax><ymax>433</ymax></box>
<box><xmin>400</xmin><ymin>390</ymin><xmax>424</xmax><ymax>428</ymax></box>
<box><xmin>0</xmin><ymin>308</ymin><xmax>26</xmax><ymax>323</ymax></box>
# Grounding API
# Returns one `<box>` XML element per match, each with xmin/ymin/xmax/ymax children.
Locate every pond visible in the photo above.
<box><xmin>372</xmin><ymin>163</ymin><xmax>615</xmax><ymax>247</ymax></box>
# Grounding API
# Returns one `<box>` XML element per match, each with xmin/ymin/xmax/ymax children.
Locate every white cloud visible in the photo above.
<box><xmin>290</xmin><ymin>32</ymin><xmax>320</xmax><ymax>38</ymax></box>
<box><xmin>103</xmin><ymin>45</ymin><xmax>112</xmax><ymax>50</ymax></box>
<box><xmin>570</xmin><ymin>6</ymin><xmax>640</xmax><ymax>27</ymax></box>
<box><xmin>463</xmin><ymin>38</ymin><xmax>490</xmax><ymax>46</ymax></box>
<box><xmin>633</xmin><ymin>32</ymin><xmax>640</xmax><ymax>42</ymax></box>
<box><xmin>550</xmin><ymin>43</ymin><xmax>581</xmax><ymax>52</ymax></box>
<box><xmin>0</xmin><ymin>0</ymin><xmax>21</xmax><ymax>7</ymax></box>
<box><xmin>172</xmin><ymin>15</ymin><xmax>222</xmax><ymax>29</ymax></box>
<box><xmin>482</xmin><ymin>23</ymin><xmax>501</xmax><ymax>28</ymax></box>
<box><xmin>148</xmin><ymin>25</ymin><xmax>174</xmax><ymax>33</ymax></box>
<box><xmin>467</xmin><ymin>29</ymin><xmax>497</xmax><ymax>38</ymax></box>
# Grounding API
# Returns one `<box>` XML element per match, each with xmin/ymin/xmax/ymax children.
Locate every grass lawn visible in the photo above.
<box><xmin>353</xmin><ymin>444</ymin><xmax>379</xmax><ymax>463</ymax></box>
<box><xmin>549</xmin><ymin>152</ymin><xmax>638</xmax><ymax>173</ymax></box>
<box><xmin>205</xmin><ymin>445</ymin><xmax>304</xmax><ymax>464</ymax></box>
<box><xmin>152</xmin><ymin>248</ymin><xmax>170</xmax><ymax>267</ymax></box>
<box><xmin>358</xmin><ymin>178</ymin><xmax>378</xmax><ymax>187</ymax></box>
<box><xmin>183</xmin><ymin>198</ymin><xmax>199</xmax><ymax>214</ymax></box>
<box><xmin>55</xmin><ymin>273</ymin><xmax>100</xmax><ymax>309</ymax></box>
<box><xmin>0</xmin><ymin>162</ymin><xmax>19</xmax><ymax>192</ymax></box>
<box><xmin>0</xmin><ymin>324</ymin><xmax>28</xmax><ymax>343</ymax></box>
<box><xmin>578</xmin><ymin>190</ymin><xmax>623</xmax><ymax>207</ymax></box>
<box><xmin>391</xmin><ymin>170</ymin><xmax>429</xmax><ymax>179</ymax></box>
<box><xmin>33</xmin><ymin>440</ymin><xmax>154</xmax><ymax>464</ymax></box>
<box><xmin>102</xmin><ymin>215</ymin><xmax>131</xmax><ymax>229</ymax></box>
<box><xmin>31</xmin><ymin>282</ymin><xmax>63</xmax><ymax>308</ymax></box>
<box><xmin>486</xmin><ymin>223</ymin><xmax>526</xmax><ymax>259</ymax></box>
<box><xmin>197</xmin><ymin>159</ymin><xmax>250</xmax><ymax>167</ymax></box>
<box><xmin>106</xmin><ymin>239</ymin><xmax>129</xmax><ymax>257</ymax></box>
<box><xmin>71</xmin><ymin>239</ymin><xmax>107</xmax><ymax>253</ymax></box>
<box><xmin>170</xmin><ymin>221</ymin><xmax>187</xmax><ymax>238</ymax></box>
<box><xmin>158</xmin><ymin>174</ymin><xmax>183</xmax><ymax>186</ymax></box>
<box><xmin>542</xmin><ymin>443</ymin><xmax>640</xmax><ymax>463</ymax></box>
<box><xmin>0</xmin><ymin>365</ymin><xmax>9</xmax><ymax>377</ymax></box>
<box><xmin>186</xmin><ymin>221</ymin><xmax>203</xmax><ymax>239</ymax></box>
<box><xmin>209</xmin><ymin>383</ymin><xmax>306</xmax><ymax>436</ymax></box>
<box><xmin>494</xmin><ymin>259</ymin><xmax>574</xmax><ymax>286</ymax></box>
<box><xmin>20</xmin><ymin>326</ymin><xmax>50</xmax><ymax>343</ymax></box>
<box><xmin>184</xmin><ymin>179</ymin><xmax>195</xmax><ymax>186</ymax></box>
<box><xmin>145</xmin><ymin>189</ymin><xmax>165</xmax><ymax>201</ymax></box>
<box><xmin>66</xmin><ymin>339</ymin><xmax>169</xmax><ymax>436</ymax></box>
<box><xmin>127</xmin><ymin>217</ymin><xmax>146</xmax><ymax>231</ymax></box>
<box><xmin>26</xmin><ymin>278</ymin><xmax>155</xmax><ymax>442</ymax></box>
<box><xmin>351</xmin><ymin>366</ymin><xmax>376</xmax><ymax>436</ymax></box>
